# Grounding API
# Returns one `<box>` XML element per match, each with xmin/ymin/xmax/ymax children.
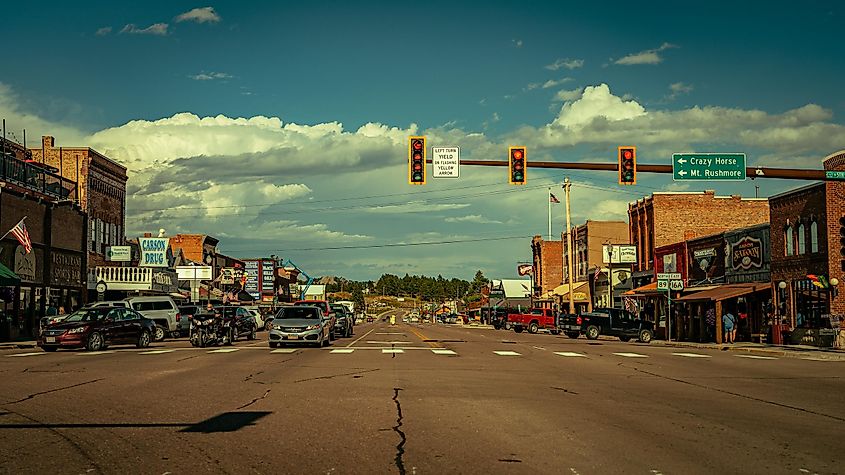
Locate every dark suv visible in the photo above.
<box><xmin>330</xmin><ymin>303</ymin><xmax>354</xmax><ymax>338</ymax></box>
<box><xmin>561</xmin><ymin>307</ymin><xmax>654</xmax><ymax>343</ymax></box>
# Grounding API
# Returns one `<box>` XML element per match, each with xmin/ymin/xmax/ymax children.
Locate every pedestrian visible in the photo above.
<box><xmin>58</xmin><ymin>306</ymin><xmax>66</xmax><ymax>315</ymax></box>
<box><xmin>722</xmin><ymin>310</ymin><xmax>737</xmax><ymax>344</ymax></box>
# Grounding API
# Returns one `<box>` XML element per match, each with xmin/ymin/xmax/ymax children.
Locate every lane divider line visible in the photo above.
<box><xmin>493</xmin><ymin>350</ymin><xmax>521</xmax><ymax>356</ymax></box>
<box><xmin>554</xmin><ymin>351</ymin><xmax>586</xmax><ymax>357</ymax></box>
<box><xmin>431</xmin><ymin>349</ymin><xmax>457</xmax><ymax>355</ymax></box>
<box><xmin>330</xmin><ymin>349</ymin><xmax>355</xmax><ymax>354</ymax></box>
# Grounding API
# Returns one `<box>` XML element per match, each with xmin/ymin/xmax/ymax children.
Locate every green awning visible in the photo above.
<box><xmin>0</xmin><ymin>262</ymin><xmax>20</xmax><ymax>286</ymax></box>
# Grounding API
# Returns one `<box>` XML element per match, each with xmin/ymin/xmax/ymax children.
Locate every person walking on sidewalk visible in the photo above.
<box><xmin>722</xmin><ymin>310</ymin><xmax>737</xmax><ymax>344</ymax></box>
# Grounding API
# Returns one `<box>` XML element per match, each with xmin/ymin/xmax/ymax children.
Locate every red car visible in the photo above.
<box><xmin>39</xmin><ymin>307</ymin><xmax>157</xmax><ymax>352</ymax></box>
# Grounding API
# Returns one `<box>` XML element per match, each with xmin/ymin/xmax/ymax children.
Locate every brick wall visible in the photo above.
<box><xmin>532</xmin><ymin>236</ymin><xmax>563</xmax><ymax>296</ymax></box>
<box><xmin>824</xmin><ymin>151</ymin><xmax>845</xmax><ymax>314</ymax></box>
<box><xmin>629</xmin><ymin>191</ymin><xmax>770</xmax><ymax>274</ymax></box>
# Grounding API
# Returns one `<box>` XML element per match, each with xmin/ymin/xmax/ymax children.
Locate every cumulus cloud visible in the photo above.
<box><xmin>552</xmin><ymin>88</ymin><xmax>583</xmax><ymax>102</ymax></box>
<box><xmin>190</xmin><ymin>72</ymin><xmax>231</xmax><ymax>81</ymax></box>
<box><xmin>545</xmin><ymin>58</ymin><xmax>584</xmax><ymax>71</ymax></box>
<box><xmin>120</xmin><ymin>23</ymin><xmax>169</xmax><ymax>35</ymax></box>
<box><xmin>614</xmin><ymin>42</ymin><xmax>678</xmax><ymax>65</ymax></box>
<box><xmin>444</xmin><ymin>215</ymin><xmax>502</xmax><ymax>224</ymax></box>
<box><xmin>175</xmin><ymin>6</ymin><xmax>221</xmax><ymax>24</ymax></box>
<box><xmin>96</xmin><ymin>26</ymin><xmax>112</xmax><ymax>36</ymax></box>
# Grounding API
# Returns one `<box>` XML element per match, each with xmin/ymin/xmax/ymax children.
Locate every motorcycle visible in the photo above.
<box><xmin>190</xmin><ymin>312</ymin><xmax>235</xmax><ymax>348</ymax></box>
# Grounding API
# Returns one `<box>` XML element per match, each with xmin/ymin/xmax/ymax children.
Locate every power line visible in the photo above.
<box><xmin>221</xmin><ymin>234</ymin><xmax>533</xmax><ymax>253</ymax></box>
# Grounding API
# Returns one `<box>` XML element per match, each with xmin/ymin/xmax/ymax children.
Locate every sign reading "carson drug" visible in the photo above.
<box><xmin>139</xmin><ymin>237</ymin><xmax>169</xmax><ymax>267</ymax></box>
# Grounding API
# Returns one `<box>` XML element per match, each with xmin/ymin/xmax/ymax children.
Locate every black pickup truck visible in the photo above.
<box><xmin>559</xmin><ymin>307</ymin><xmax>654</xmax><ymax>343</ymax></box>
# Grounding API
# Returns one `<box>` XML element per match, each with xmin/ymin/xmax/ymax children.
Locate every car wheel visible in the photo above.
<box><xmin>528</xmin><ymin>322</ymin><xmax>539</xmax><ymax>334</ymax></box>
<box><xmin>566</xmin><ymin>331</ymin><xmax>580</xmax><ymax>339</ymax></box>
<box><xmin>269</xmin><ymin>342</ymin><xmax>278</xmax><ymax>348</ymax></box>
<box><xmin>86</xmin><ymin>332</ymin><xmax>104</xmax><ymax>351</ymax></box>
<box><xmin>638</xmin><ymin>329</ymin><xmax>653</xmax><ymax>344</ymax></box>
<box><xmin>513</xmin><ymin>326</ymin><xmax>524</xmax><ymax>333</ymax></box>
<box><xmin>136</xmin><ymin>330</ymin><xmax>151</xmax><ymax>348</ymax></box>
<box><xmin>619</xmin><ymin>336</ymin><xmax>632</xmax><ymax>342</ymax></box>
<box><xmin>153</xmin><ymin>325</ymin><xmax>166</xmax><ymax>342</ymax></box>
<box><xmin>42</xmin><ymin>346</ymin><xmax>57</xmax><ymax>352</ymax></box>
<box><xmin>585</xmin><ymin>325</ymin><xmax>600</xmax><ymax>340</ymax></box>
<box><xmin>248</xmin><ymin>327</ymin><xmax>256</xmax><ymax>340</ymax></box>
<box><xmin>226</xmin><ymin>328</ymin><xmax>236</xmax><ymax>345</ymax></box>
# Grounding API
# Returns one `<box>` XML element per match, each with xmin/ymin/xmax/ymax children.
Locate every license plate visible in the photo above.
<box><xmin>288</xmin><ymin>335</ymin><xmax>299</xmax><ymax>340</ymax></box>
<box><xmin>46</xmin><ymin>337</ymin><xmax>56</xmax><ymax>343</ymax></box>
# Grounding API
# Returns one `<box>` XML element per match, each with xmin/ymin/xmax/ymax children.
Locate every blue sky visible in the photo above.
<box><xmin>3</xmin><ymin>1</ymin><xmax>845</xmax><ymax>281</ymax></box>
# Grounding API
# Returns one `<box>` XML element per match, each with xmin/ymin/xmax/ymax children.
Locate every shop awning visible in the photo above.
<box><xmin>545</xmin><ymin>281</ymin><xmax>590</xmax><ymax>302</ymax></box>
<box><xmin>624</xmin><ymin>282</ymin><xmax>659</xmax><ymax>296</ymax></box>
<box><xmin>0</xmin><ymin>262</ymin><xmax>21</xmax><ymax>286</ymax></box>
<box><xmin>676</xmin><ymin>283</ymin><xmax>770</xmax><ymax>302</ymax></box>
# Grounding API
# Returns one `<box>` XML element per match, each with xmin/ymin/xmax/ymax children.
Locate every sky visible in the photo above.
<box><xmin>2</xmin><ymin>1</ymin><xmax>845</xmax><ymax>281</ymax></box>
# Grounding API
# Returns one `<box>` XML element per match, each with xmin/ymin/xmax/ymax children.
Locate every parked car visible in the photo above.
<box><xmin>330</xmin><ymin>303</ymin><xmax>354</xmax><ymax>338</ymax></box>
<box><xmin>215</xmin><ymin>306</ymin><xmax>258</xmax><ymax>341</ymax></box>
<box><xmin>293</xmin><ymin>300</ymin><xmax>337</xmax><ymax>338</ymax></box>
<box><xmin>561</xmin><ymin>307</ymin><xmax>654</xmax><ymax>343</ymax></box>
<box><xmin>507</xmin><ymin>308</ymin><xmax>561</xmax><ymax>334</ymax></box>
<box><xmin>239</xmin><ymin>306</ymin><xmax>265</xmax><ymax>331</ymax></box>
<box><xmin>268</xmin><ymin>305</ymin><xmax>333</xmax><ymax>348</ymax></box>
<box><xmin>123</xmin><ymin>296</ymin><xmax>181</xmax><ymax>342</ymax></box>
<box><xmin>177</xmin><ymin>304</ymin><xmax>203</xmax><ymax>336</ymax></box>
<box><xmin>39</xmin><ymin>307</ymin><xmax>156</xmax><ymax>352</ymax></box>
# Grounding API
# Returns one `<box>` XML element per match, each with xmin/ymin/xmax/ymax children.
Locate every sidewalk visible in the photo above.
<box><xmin>651</xmin><ymin>339</ymin><xmax>845</xmax><ymax>361</ymax></box>
<box><xmin>0</xmin><ymin>340</ymin><xmax>38</xmax><ymax>350</ymax></box>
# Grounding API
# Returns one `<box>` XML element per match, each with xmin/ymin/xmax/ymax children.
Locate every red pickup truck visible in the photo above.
<box><xmin>507</xmin><ymin>308</ymin><xmax>560</xmax><ymax>334</ymax></box>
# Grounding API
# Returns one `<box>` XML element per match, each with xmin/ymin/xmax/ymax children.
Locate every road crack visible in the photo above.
<box><xmin>237</xmin><ymin>389</ymin><xmax>271</xmax><ymax>410</ymax></box>
<box><xmin>392</xmin><ymin>387</ymin><xmax>406</xmax><ymax>475</ymax></box>
<box><xmin>293</xmin><ymin>368</ymin><xmax>379</xmax><ymax>383</ymax></box>
<box><xmin>4</xmin><ymin>379</ymin><xmax>104</xmax><ymax>405</ymax></box>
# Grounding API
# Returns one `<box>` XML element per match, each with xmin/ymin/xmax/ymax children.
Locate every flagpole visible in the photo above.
<box><xmin>547</xmin><ymin>187</ymin><xmax>552</xmax><ymax>240</ymax></box>
<box><xmin>0</xmin><ymin>216</ymin><xmax>26</xmax><ymax>241</ymax></box>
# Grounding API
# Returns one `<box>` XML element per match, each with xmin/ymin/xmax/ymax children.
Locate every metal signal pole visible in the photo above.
<box><xmin>564</xmin><ymin>178</ymin><xmax>575</xmax><ymax>314</ymax></box>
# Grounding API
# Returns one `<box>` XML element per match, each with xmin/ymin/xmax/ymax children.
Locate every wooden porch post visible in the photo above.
<box><xmin>715</xmin><ymin>299</ymin><xmax>723</xmax><ymax>344</ymax></box>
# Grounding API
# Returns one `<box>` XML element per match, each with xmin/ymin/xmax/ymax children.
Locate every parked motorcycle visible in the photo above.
<box><xmin>190</xmin><ymin>312</ymin><xmax>234</xmax><ymax>348</ymax></box>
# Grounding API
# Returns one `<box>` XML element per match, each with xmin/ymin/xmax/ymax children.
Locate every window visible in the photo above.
<box><xmin>810</xmin><ymin>221</ymin><xmax>819</xmax><ymax>253</ymax></box>
<box><xmin>793</xmin><ymin>279</ymin><xmax>831</xmax><ymax>329</ymax></box>
<box><xmin>797</xmin><ymin>223</ymin><xmax>806</xmax><ymax>255</ymax></box>
<box><xmin>785</xmin><ymin>226</ymin><xmax>794</xmax><ymax>256</ymax></box>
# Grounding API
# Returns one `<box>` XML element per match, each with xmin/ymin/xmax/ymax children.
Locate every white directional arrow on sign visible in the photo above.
<box><xmin>676</xmin><ymin>158</ymin><xmax>687</xmax><ymax>164</ymax></box>
<box><xmin>678</xmin><ymin>170</ymin><xmax>687</xmax><ymax>176</ymax></box>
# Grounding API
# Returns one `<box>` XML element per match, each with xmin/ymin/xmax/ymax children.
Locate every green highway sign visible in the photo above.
<box><xmin>673</xmin><ymin>153</ymin><xmax>746</xmax><ymax>181</ymax></box>
<box><xmin>826</xmin><ymin>171</ymin><xmax>845</xmax><ymax>180</ymax></box>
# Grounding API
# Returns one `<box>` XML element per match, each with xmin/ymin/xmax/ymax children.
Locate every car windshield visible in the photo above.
<box><xmin>530</xmin><ymin>309</ymin><xmax>544</xmax><ymax>315</ymax></box>
<box><xmin>64</xmin><ymin>309</ymin><xmax>108</xmax><ymax>323</ymax></box>
<box><xmin>276</xmin><ymin>307</ymin><xmax>320</xmax><ymax>320</ymax></box>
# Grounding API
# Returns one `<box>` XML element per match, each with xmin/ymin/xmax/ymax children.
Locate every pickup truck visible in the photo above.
<box><xmin>507</xmin><ymin>308</ymin><xmax>561</xmax><ymax>334</ymax></box>
<box><xmin>559</xmin><ymin>307</ymin><xmax>654</xmax><ymax>343</ymax></box>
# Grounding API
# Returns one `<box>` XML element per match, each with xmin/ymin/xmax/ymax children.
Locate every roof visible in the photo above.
<box><xmin>492</xmin><ymin>279</ymin><xmax>531</xmax><ymax>298</ymax></box>
<box><xmin>303</xmin><ymin>285</ymin><xmax>326</xmax><ymax>295</ymax></box>
<box><xmin>768</xmin><ymin>182</ymin><xmax>825</xmax><ymax>201</ymax></box>
<box><xmin>624</xmin><ymin>282</ymin><xmax>659</xmax><ymax>296</ymax></box>
<box><xmin>0</xmin><ymin>262</ymin><xmax>20</xmax><ymax>286</ymax></box>
<box><xmin>676</xmin><ymin>283</ymin><xmax>769</xmax><ymax>302</ymax></box>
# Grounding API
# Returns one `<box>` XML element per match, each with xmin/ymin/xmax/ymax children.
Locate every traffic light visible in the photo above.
<box><xmin>509</xmin><ymin>146</ymin><xmax>526</xmax><ymax>185</ymax></box>
<box><xmin>409</xmin><ymin>136</ymin><xmax>426</xmax><ymax>185</ymax></box>
<box><xmin>618</xmin><ymin>146</ymin><xmax>637</xmax><ymax>185</ymax></box>
<box><xmin>839</xmin><ymin>216</ymin><xmax>845</xmax><ymax>271</ymax></box>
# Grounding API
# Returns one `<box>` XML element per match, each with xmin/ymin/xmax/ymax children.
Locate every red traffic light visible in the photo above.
<box><xmin>509</xmin><ymin>146</ymin><xmax>527</xmax><ymax>185</ymax></box>
<box><xmin>618</xmin><ymin>146</ymin><xmax>637</xmax><ymax>185</ymax></box>
<box><xmin>512</xmin><ymin>149</ymin><xmax>523</xmax><ymax>160</ymax></box>
<box><xmin>409</xmin><ymin>136</ymin><xmax>426</xmax><ymax>185</ymax></box>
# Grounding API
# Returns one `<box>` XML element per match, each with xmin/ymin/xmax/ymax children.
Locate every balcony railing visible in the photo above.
<box><xmin>1</xmin><ymin>152</ymin><xmax>77</xmax><ymax>201</ymax></box>
<box><xmin>93</xmin><ymin>267</ymin><xmax>153</xmax><ymax>291</ymax></box>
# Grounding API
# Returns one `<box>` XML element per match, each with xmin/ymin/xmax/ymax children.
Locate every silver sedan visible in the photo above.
<box><xmin>268</xmin><ymin>306</ymin><xmax>332</xmax><ymax>348</ymax></box>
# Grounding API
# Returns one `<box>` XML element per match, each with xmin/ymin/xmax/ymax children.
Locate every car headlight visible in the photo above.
<box><xmin>305</xmin><ymin>324</ymin><xmax>320</xmax><ymax>331</ymax></box>
<box><xmin>68</xmin><ymin>326</ymin><xmax>88</xmax><ymax>334</ymax></box>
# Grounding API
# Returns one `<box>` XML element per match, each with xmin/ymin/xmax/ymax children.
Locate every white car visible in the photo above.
<box><xmin>246</xmin><ymin>309</ymin><xmax>265</xmax><ymax>331</ymax></box>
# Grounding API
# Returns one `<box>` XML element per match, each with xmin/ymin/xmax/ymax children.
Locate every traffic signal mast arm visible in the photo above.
<box><xmin>425</xmin><ymin>159</ymin><xmax>833</xmax><ymax>181</ymax></box>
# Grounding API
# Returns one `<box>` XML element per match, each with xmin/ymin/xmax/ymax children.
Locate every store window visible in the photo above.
<box><xmin>792</xmin><ymin>279</ymin><xmax>830</xmax><ymax>329</ymax></box>
<box><xmin>810</xmin><ymin>221</ymin><xmax>818</xmax><ymax>253</ymax></box>
<box><xmin>785</xmin><ymin>225</ymin><xmax>794</xmax><ymax>256</ymax></box>
<box><xmin>797</xmin><ymin>223</ymin><xmax>806</xmax><ymax>255</ymax></box>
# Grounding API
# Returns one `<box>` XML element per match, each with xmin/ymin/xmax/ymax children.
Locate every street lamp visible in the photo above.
<box><xmin>778</xmin><ymin>281</ymin><xmax>787</xmax><ymax>290</ymax></box>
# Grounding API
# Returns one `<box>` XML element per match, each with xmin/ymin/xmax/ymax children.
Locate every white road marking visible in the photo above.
<box><xmin>139</xmin><ymin>350</ymin><xmax>175</xmax><ymax>355</ymax></box>
<box><xmin>7</xmin><ymin>352</ymin><xmax>45</xmax><ymax>357</ymax></box>
<box><xmin>613</xmin><ymin>352</ymin><xmax>648</xmax><ymax>358</ymax></box>
<box><xmin>493</xmin><ymin>351</ymin><xmax>522</xmax><ymax>356</ymax></box>
<box><xmin>532</xmin><ymin>346</ymin><xmax>546</xmax><ymax>351</ymax></box>
<box><xmin>672</xmin><ymin>352</ymin><xmax>711</xmax><ymax>358</ymax></box>
<box><xmin>554</xmin><ymin>351</ymin><xmax>586</xmax><ymax>357</ymax></box>
<box><xmin>382</xmin><ymin>348</ymin><xmax>404</xmax><ymax>354</ymax></box>
<box><xmin>346</xmin><ymin>327</ymin><xmax>375</xmax><ymax>347</ymax></box>
<box><xmin>207</xmin><ymin>348</ymin><xmax>239</xmax><ymax>353</ymax></box>
<box><xmin>270</xmin><ymin>348</ymin><xmax>298</xmax><ymax>354</ymax></box>
<box><xmin>735</xmin><ymin>354</ymin><xmax>778</xmax><ymax>360</ymax></box>
<box><xmin>431</xmin><ymin>349</ymin><xmax>457</xmax><ymax>355</ymax></box>
<box><xmin>330</xmin><ymin>349</ymin><xmax>355</xmax><ymax>354</ymax></box>
<box><xmin>366</xmin><ymin>341</ymin><xmax>413</xmax><ymax>345</ymax></box>
<box><xmin>77</xmin><ymin>351</ymin><xmax>115</xmax><ymax>356</ymax></box>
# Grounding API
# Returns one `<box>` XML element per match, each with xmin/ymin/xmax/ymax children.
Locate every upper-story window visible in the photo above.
<box><xmin>810</xmin><ymin>221</ymin><xmax>818</xmax><ymax>253</ymax></box>
<box><xmin>797</xmin><ymin>223</ymin><xmax>806</xmax><ymax>255</ymax></box>
<box><xmin>785</xmin><ymin>225</ymin><xmax>794</xmax><ymax>256</ymax></box>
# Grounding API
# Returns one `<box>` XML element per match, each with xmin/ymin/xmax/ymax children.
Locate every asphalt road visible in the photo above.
<box><xmin>1</xmin><ymin>313</ymin><xmax>843</xmax><ymax>474</ymax></box>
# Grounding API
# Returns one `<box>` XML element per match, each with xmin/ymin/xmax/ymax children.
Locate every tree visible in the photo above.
<box><xmin>471</xmin><ymin>270</ymin><xmax>489</xmax><ymax>294</ymax></box>
<box><xmin>352</xmin><ymin>287</ymin><xmax>365</xmax><ymax>315</ymax></box>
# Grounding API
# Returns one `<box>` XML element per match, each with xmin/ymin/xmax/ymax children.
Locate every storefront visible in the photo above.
<box><xmin>545</xmin><ymin>281</ymin><xmax>591</xmax><ymax>313</ymax></box>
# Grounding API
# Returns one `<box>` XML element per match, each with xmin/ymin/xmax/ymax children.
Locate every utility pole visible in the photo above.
<box><xmin>547</xmin><ymin>187</ymin><xmax>553</xmax><ymax>240</ymax></box>
<box><xmin>564</xmin><ymin>178</ymin><xmax>575</xmax><ymax>314</ymax></box>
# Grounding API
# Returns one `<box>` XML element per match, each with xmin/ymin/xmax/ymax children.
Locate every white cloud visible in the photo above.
<box><xmin>545</xmin><ymin>58</ymin><xmax>584</xmax><ymax>71</ymax></box>
<box><xmin>542</xmin><ymin>78</ymin><xmax>573</xmax><ymax>89</ymax></box>
<box><xmin>670</xmin><ymin>82</ymin><xmax>693</xmax><ymax>94</ymax></box>
<box><xmin>366</xmin><ymin>202</ymin><xmax>471</xmax><ymax>214</ymax></box>
<box><xmin>614</xmin><ymin>42</ymin><xmax>678</xmax><ymax>65</ymax></box>
<box><xmin>190</xmin><ymin>72</ymin><xmax>232</xmax><ymax>81</ymax></box>
<box><xmin>120</xmin><ymin>23</ymin><xmax>169</xmax><ymax>36</ymax></box>
<box><xmin>445</xmin><ymin>215</ymin><xmax>502</xmax><ymax>224</ymax></box>
<box><xmin>175</xmin><ymin>7</ymin><xmax>221</xmax><ymax>24</ymax></box>
<box><xmin>552</xmin><ymin>88</ymin><xmax>583</xmax><ymax>102</ymax></box>
<box><xmin>525</xmin><ymin>83</ymin><xmax>541</xmax><ymax>91</ymax></box>
<box><xmin>96</xmin><ymin>26</ymin><xmax>112</xmax><ymax>36</ymax></box>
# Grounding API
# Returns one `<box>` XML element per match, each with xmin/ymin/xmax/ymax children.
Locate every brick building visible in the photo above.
<box><xmin>628</xmin><ymin>191</ymin><xmax>770</xmax><ymax>287</ymax></box>
<box><xmin>29</xmin><ymin>136</ymin><xmax>128</xmax><ymax>270</ymax></box>
<box><xmin>567</xmin><ymin>220</ymin><xmax>630</xmax><ymax>308</ymax></box>
<box><xmin>530</xmin><ymin>236</ymin><xmax>562</xmax><ymax>297</ymax></box>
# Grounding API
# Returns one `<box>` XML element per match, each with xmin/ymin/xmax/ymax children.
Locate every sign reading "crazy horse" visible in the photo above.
<box><xmin>730</xmin><ymin>235</ymin><xmax>763</xmax><ymax>270</ymax></box>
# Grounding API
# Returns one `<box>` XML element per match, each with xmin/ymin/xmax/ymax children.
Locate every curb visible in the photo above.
<box><xmin>0</xmin><ymin>342</ymin><xmax>38</xmax><ymax>351</ymax></box>
<box><xmin>651</xmin><ymin>340</ymin><xmax>845</xmax><ymax>361</ymax></box>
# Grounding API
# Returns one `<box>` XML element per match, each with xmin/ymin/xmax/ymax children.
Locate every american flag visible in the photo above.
<box><xmin>8</xmin><ymin>218</ymin><xmax>32</xmax><ymax>254</ymax></box>
<box><xmin>549</xmin><ymin>193</ymin><xmax>560</xmax><ymax>203</ymax></box>
<box><xmin>594</xmin><ymin>266</ymin><xmax>602</xmax><ymax>280</ymax></box>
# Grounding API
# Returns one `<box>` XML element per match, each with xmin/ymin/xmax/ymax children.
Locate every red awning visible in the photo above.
<box><xmin>676</xmin><ymin>283</ymin><xmax>770</xmax><ymax>302</ymax></box>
